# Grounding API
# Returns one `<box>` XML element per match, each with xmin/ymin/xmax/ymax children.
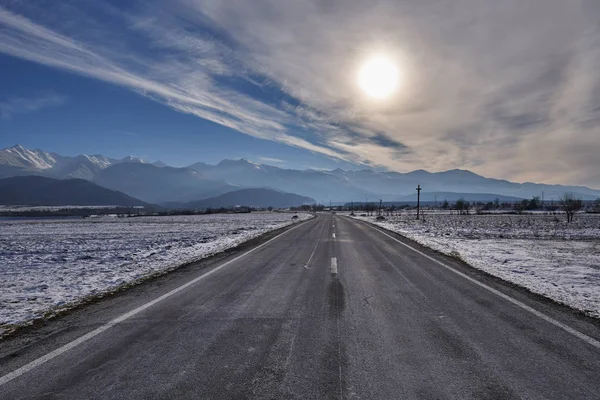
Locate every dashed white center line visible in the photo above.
<box><xmin>332</xmin><ymin>233</ymin><xmax>336</xmax><ymax>239</ymax></box>
<box><xmin>330</xmin><ymin>257</ymin><xmax>338</xmax><ymax>274</ymax></box>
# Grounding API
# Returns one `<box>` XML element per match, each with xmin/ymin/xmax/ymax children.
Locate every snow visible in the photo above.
<box><xmin>83</xmin><ymin>155</ymin><xmax>113</xmax><ymax>169</ymax></box>
<box><xmin>1</xmin><ymin>145</ymin><xmax>56</xmax><ymax>169</ymax></box>
<box><xmin>0</xmin><ymin>205</ymin><xmax>135</xmax><ymax>212</ymax></box>
<box><xmin>121</xmin><ymin>156</ymin><xmax>145</xmax><ymax>163</ymax></box>
<box><xmin>7</xmin><ymin>145</ymin><xmax>56</xmax><ymax>169</ymax></box>
<box><xmin>0</xmin><ymin>213</ymin><xmax>313</xmax><ymax>333</ymax></box>
<box><xmin>354</xmin><ymin>213</ymin><xmax>600</xmax><ymax>318</ymax></box>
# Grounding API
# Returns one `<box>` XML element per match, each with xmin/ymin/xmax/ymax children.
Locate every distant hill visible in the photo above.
<box><xmin>0</xmin><ymin>176</ymin><xmax>148</xmax><ymax>206</ymax></box>
<box><xmin>183</xmin><ymin>188</ymin><xmax>315</xmax><ymax>209</ymax></box>
<box><xmin>394</xmin><ymin>192</ymin><xmax>525</xmax><ymax>203</ymax></box>
<box><xmin>93</xmin><ymin>162</ymin><xmax>237</xmax><ymax>204</ymax></box>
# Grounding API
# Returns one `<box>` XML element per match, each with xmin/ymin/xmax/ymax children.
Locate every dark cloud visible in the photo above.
<box><xmin>369</xmin><ymin>132</ymin><xmax>409</xmax><ymax>151</ymax></box>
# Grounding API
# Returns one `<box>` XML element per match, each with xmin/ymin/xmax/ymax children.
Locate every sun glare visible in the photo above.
<box><xmin>358</xmin><ymin>56</ymin><xmax>400</xmax><ymax>99</ymax></box>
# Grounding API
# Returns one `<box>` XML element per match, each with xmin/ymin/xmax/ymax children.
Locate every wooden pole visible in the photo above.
<box><xmin>416</xmin><ymin>185</ymin><xmax>422</xmax><ymax>220</ymax></box>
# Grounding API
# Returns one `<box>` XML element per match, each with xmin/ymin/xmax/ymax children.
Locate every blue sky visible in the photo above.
<box><xmin>1</xmin><ymin>1</ymin><xmax>599</xmax><ymax>187</ymax></box>
<box><xmin>0</xmin><ymin>53</ymin><xmax>355</xmax><ymax>170</ymax></box>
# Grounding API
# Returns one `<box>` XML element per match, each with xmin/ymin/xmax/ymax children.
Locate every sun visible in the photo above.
<box><xmin>358</xmin><ymin>56</ymin><xmax>400</xmax><ymax>99</ymax></box>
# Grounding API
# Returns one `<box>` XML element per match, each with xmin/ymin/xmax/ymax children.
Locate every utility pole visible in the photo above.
<box><xmin>416</xmin><ymin>185</ymin><xmax>422</xmax><ymax>220</ymax></box>
<box><xmin>379</xmin><ymin>199</ymin><xmax>382</xmax><ymax>217</ymax></box>
<box><xmin>542</xmin><ymin>190</ymin><xmax>544</xmax><ymax>209</ymax></box>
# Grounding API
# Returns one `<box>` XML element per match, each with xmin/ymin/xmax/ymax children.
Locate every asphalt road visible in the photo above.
<box><xmin>1</xmin><ymin>214</ymin><xmax>600</xmax><ymax>399</ymax></box>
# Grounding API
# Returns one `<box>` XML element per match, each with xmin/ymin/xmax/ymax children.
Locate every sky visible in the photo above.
<box><xmin>0</xmin><ymin>0</ymin><xmax>599</xmax><ymax>188</ymax></box>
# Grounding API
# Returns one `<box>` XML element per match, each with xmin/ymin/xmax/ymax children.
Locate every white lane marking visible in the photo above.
<box><xmin>332</xmin><ymin>233</ymin><xmax>336</xmax><ymax>239</ymax></box>
<box><xmin>0</xmin><ymin>218</ymin><xmax>314</xmax><ymax>387</ymax></box>
<box><xmin>304</xmin><ymin>219</ymin><xmax>328</xmax><ymax>269</ymax></box>
<box><xmin>330</xmin><ymin>257</ymin><xmax>338</xmax><ymax>274</ymax></box>
<box><xmin>360</xmin><ymin>220</ymin><xmax>600</xmax><ymax>351</ymax></box>
<box><xmin>304</xmin><ymin>242</ymin><xmax>318</xmax><ymax>269</ymax></box>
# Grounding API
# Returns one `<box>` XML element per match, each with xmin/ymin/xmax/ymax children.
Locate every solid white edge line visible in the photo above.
<box><xmin>331</xmin><ymin>257</ymin><xmax>338</xmax><ymax>274</ymax></box>
<box><xmin>0</xmin><ymin>217</ymin><xmax>315</xmax><ymax>387</ymax></box>
<box><xmin>356</xmin><ymin>218</ymin><xmax>600</xmax><ymax>351</ymax></box>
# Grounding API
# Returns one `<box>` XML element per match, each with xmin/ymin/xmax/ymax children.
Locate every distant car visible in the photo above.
<box><xmin>360</xmin><ymin>213</ymin><xmax>367</xmax><ymax>217</ymax></box>
<box><xmin>292</xmin><ymin>215</ymin><xmax>299</xmax><ymax>220</ymax></box>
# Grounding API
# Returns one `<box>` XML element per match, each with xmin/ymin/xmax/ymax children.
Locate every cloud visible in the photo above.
<box><xmin>0</xmin><ymin>93</ymin><xmax>67</xmax><ymax>119</ymax></box>
<box><xmin>1</xmin><ymin>1</ymin><xmax>599</xmax><ymax>187</ymax></box>
<box><xmin>258</xmin><ymin>156</ymin><xmax>284</xmax><ymax>164</ymax></box>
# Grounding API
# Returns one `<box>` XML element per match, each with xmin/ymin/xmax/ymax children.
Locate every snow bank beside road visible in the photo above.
<box><xmin>354</xmin><ymin>214</ymin><xmax>600</xmax><ymax>318</ymax></box>
<box><xmin>0</xmin><ymin>213</ymin><xmax>312</xmax><ymax>332</ymax></box>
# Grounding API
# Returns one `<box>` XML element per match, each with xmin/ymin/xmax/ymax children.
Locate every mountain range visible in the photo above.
<box><xmin>182</xmin><ymin>188</ymin><xmax>315</xmax><ymax>209</ymax></box>
<box><xmin>0</xmin><ymin>176</ymin><xmax>149</xmax><ymax>207</ymax></box>
<box><xmin>1</xmin><ymin>145</ymin><xmax>599</xmax><ymax>204</ymax></box>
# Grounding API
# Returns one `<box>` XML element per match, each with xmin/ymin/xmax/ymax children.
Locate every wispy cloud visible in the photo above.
<box><xmin>258</xmin><ymin>156</ymin><xmax>284</xmax><ymax>164</ymax></box>
<box><xmin>1</xmin><ymin>1</ymin><xmax>599</xmax><ymax>187</ymax></box>
<box><xmin>0</xmin><ymin>93</ymin><xmax>67</xmax><ymax>119</ymax></box>
<box><xmin>119</xmin><ymin>131</ymin><xmax>138</xmax><ymax>137</ymax></box>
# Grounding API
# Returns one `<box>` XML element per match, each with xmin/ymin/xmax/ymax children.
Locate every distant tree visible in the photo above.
<box><xmin>527</xmin><ymin>196</ymin><xmax>541</xmax><ymax>210</ymax></box>
<box><xmin>455</xmin><ymin>198</ymin><xmax>470</xmax><ymax>215</ymax></box>
<box><xmin>474</xmin><ymin>201</ymin><xmax>485</xmax><ymax>214</ymax></box>
<box><xmin>559</xmin><ymin>193</ymin><xmax>583</xmax><ymax>223</ymax></box>
<box><xmin>494</xmin><ymin>197</ymin><xmax>500</xmax><ymax>209</ymax></box>
<box><xmin>593</xmin><ymin>198</ymin><xmax>600</xmax><ymax>213</ymax></box>
<box><xmin>441</xmin><ymin>199</ymin><xmax>449</xmax><ymax>209</ymax></box>
<box><xmin>514</xmin><ymin>200</ymin><xmax>527</xmax><ymax>214</ymax></box>
<box><xmin>267</xmin><ymin>206</ymin><xmax>273</xmax><ymax>211</ymax></box>
<box><xmin>545</xmin><ymin>202</ymin><xmax>559</xmax><ymax>212</ymax></box>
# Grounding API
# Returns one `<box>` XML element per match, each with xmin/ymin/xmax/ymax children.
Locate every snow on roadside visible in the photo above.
<box><xmin>354</xmin><ymin>214</ymin><xmax>600</xmax><ymax>318</ymax></box>
<box><xmin>0</xmin><ymin>213</ymin><xmax>312</xmax><ymax>333</ymax></box>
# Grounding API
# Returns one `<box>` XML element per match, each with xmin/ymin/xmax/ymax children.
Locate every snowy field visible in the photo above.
<box><xmin>354</xmin><ymin>213</ymin><xmax>600</xmax><ymax>318</ymax></box>
<box><xmin>0</xmin><ymin>213</ymin><xmax>312</xmax><ymax>333</ymax></box>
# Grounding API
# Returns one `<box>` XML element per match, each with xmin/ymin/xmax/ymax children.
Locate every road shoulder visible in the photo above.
<box><xmin>343</xmin><ymin>215</ymin><xmax>600</xmax><ymax>343</ymax></box>
<box><xmin>0</xmin><ymin>215</ymin><xmax>318</xmax><ymax>376</ymax></box>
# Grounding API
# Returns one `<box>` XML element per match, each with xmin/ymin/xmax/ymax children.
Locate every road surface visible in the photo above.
<box><xmin>1</xmin><ymin>214</ymin><xmax>600</xmax><ymax>399</ymax></box>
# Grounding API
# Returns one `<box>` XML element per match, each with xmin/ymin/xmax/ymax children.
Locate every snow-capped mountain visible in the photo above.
<box><xmin>0</xmin><ymin>145</ymin><xmax>139</xmax><ymax>179</ymax></box>
<box><xmin>82</xmin><ymin>154</ymin><xmax>115</xmax><ymax>169</ymax></box>
<box><xmin>184</xmin><ymin>158</ymin><xmax>600</xmax><ymax>202</ymax></box>
<box><xmin>0</xmin><ymin>144</ymin><xmax>59</xmax><ymax>170</ymax></box>
<box><xmin>1</xmin><ymin>145</ymin><xmax>600</xmax><ymax>204</ymax></box>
